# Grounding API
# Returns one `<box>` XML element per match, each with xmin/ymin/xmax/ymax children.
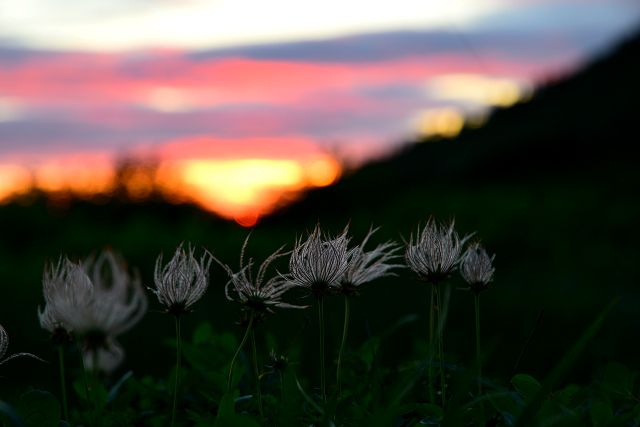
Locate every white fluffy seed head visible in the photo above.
<box><xmin>38</xmin><ymin>251</ymin><xmax>147</xmax><ymax>372</ymax></box>
<box><xmin>460</xmin><ymin>242</ymin><xmax>495</xmax><ymax>293</ymax></box>
<box><xmin>153</xmin><ymin>243</ymin><xmax>212</xmax><ymax>315</ymax></box>
<box><xmin>214</xmin><ymin>234</ymin><xmax>307</xmax><ymax>316</ymax></box>
<box><xmin>340</xmin><ymin>227</ymin><xmax>402</xmax><ymax>295</ymax></box>
<box><xmin>405</xmin><ymin>218</ymin><xmax>471</xmax><ymax>284</ymax></box>
<box><xmin>39</xmin><ymin>257</ymin><xmax>92</xmax><ymax>335</ymax></box>
<box><xmin>287</xmin><ymin>224</ymin><xmax>353</xmax><ymax>297</ymax></box>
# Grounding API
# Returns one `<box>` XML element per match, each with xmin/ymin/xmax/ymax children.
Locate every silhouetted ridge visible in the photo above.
<box><xmin>269</xmin><ymin>30</ymin><xmax>640</xmax><ymax>221</ymax></box>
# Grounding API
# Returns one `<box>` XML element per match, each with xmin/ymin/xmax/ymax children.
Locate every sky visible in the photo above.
<box><xmin>1</xmin><ymin>0</ymin><xmax>639</xmax><ymax>224</ymax></box>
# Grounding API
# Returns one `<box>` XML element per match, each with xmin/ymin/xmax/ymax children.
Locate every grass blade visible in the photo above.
<box><xmin>514</xmin><ymin>298</ymin><xmax>618</xmax><ymax>427</ymax></box>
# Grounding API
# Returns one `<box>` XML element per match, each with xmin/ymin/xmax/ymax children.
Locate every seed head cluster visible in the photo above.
<box><xmin>153</xmin><ymin>244</ymin><xmax>212</xmax><ymax>315</ymax></box>
<box><xmin>39</xmin><ymin>257</ymin><xmax>94</xmax><ymax>337</ymax></box>
<box><xmin>340</xmin><ymin>227</ymin><xmax>402</xmax><ymax>295</ymax></box>
<box><xmin>214</xmin><ymin>235</ymin><xmax>306</xmax><ymax>315</ymax></box>
<box><xmin>460</xmin><ymin>242</ymin><xmax>495</xmax><ymax>294</ymax></box>
<box><xmin>22</xmin><ymin>218</ymin><xmax>493</xmax><ymax>379</ymax></box>
<box><xmin>39</xmin><ymin>251</ymin><xmax>147</xmax><ymax>372</ymax></box>
<box><xmin>287</xmin><ymin>225</ymin><xmax>354</xmax><ymax>296</ymax></box>
<box><xmin>405</xmin><ymin>219</ymin><xmax>470</xmax><ymax>284</ymax></box>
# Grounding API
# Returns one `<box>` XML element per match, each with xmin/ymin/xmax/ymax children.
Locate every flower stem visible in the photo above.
<box><xmin>317</xmin><ymin>296</ymin><xmax>326</xmax><ymax>402</ymax></box>
<box><xmin>171</xmin><ymin>315</ymin><xmax>182</xmax><ymax>427</ymax></box>
<box><xmin>474</xmin><ymin>294</ymin><xmax>482</xmax><ymax>395</ymax></box>
<box><xmin>428</xmin><ymin>286</ymin><xmax>436</xmax><ymax>404</ymax></box>
<box><xmin>79</xmin><ymin>347</ymin><xmax>95</xmax><ymax>427</ymax></box>
<box><xmin>57</xmin><ymin>346</ymin><xmax>69</xmax><ymax>421</ymax></box>
<box><xmin>474</xmin><ymin>293</ymin><xmax>485</xmax><ymax>426</ymax></box>
<box><xmin>435</xmin><ymin>283</ymin><xmax>446</xmax><ymax>405</ymax></box>
<box><xmin>279</xmin><ymin>370</ymin><xmax>285</xmax><ymax>403</ymax></box>
<box><xmin>227</xmin><ymin>315</ymin><xmax>254</xmax><ymax>391</ymax></box>
<box><xmin>336</xmin><ymin>295</ymin><xmax>350</xmax><ymax>396</ymax></box>
<box><xmin>250</xmin><ymin>326</ymin><xmax>264</xmax><ymax>417</ymax></box>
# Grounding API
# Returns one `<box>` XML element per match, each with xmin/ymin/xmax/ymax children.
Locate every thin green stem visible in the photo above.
<box><xmin>474</xmin><ymin>293</ymin><xmax>485</xmax><ymax>426</ymax></box>
<box><xmin>279</xmin><ymin>370</ymin><xmax>285</xmax><ymax>403</ymax></box>
<box><xmin>336</xmin><ymin>295</ymin><xmax>350</xmax><ymax>396</ymax></box>
<box><xmin>435</xmin><ymin>283</ymin><xmax>446</xmax><ymax>405</ymax></box>
<box><xmin>250</xmin><ymin>326</ymin><xmax>264</xmax><ymax>417</ymax></box>
<box><xmin>57</xmin><ymin>346</ymin><xmax>69</xmax><ymax>421</ymax></box>
<box><xmin>91</xmin><ymin>350</ymin><xmax>98</xmax><ymax>379</ymax></box>
<box><xmin>79</xmin><ymin>347</ymin><xmax>95</xmax><ymax>427</ymax></box>
<box><xmin>474</xmin><ymin>294</ymin><xmax>482</xmax><ymax>395</ymax></box>
<box><xmin>317</xmin><ymin>296</ymin><xmax>326</xmax><ymax>402</ymax></box>
<box><xmin>171</xmin><ymin>315</ymin><xmax>182</xmax><ymax>427</ymax></box>
<box><xmin>428</xmin><ymin>286</ymin><xmax>436</xmax><ymax>404</ymax></box>
<box><xmin>227</xmin><ymin>315</ymin><xmax>254</xmax><ymax>391</ymax></box>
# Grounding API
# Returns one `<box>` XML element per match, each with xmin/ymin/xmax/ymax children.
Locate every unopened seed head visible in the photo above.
<box><xmin>405</xmin><ymin>218</ymin><xmax>471</xmax><ymax>284</ymax></box>
<box><xmin>153</xmin><ymin>243</ymin><xmax>211</xmax><ymax>315</ymax></box>
<box><xmin>460</xmin><ymin>242</ymin><xmax>495</xmax><ymax>293</ymax></box>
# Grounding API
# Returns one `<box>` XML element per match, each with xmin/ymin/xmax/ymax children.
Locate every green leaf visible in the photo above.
<box><xmin>17</xmin><ymin>390</ymin><xmax>60</xmax><ymax>427</ymax></box>
<box><xmin>603</xmin><ymin>362</ymin><xmax>634</xmax><ymax>397</ymax></box>
<box><xmin>514</xmin><ymin>299</ymin><xmax>618</xmax><ymax>427</ymax></box>
<box><xmin>193</xmin><ymin>322</ymin><xmax>216</xmax><ymax>344</ymax></box>
<box><xmin>294</xmin><ymin>376</ymin><xmax>323</xmax><ymax>415</ymax></box>
<box><xmin>213</xmin><ymin>391</ymin><xmax>260</xmax><ymax>427</ymax></box>
<box><xmin>590</xmin><ymin>400</ymin><xmax>613</xmax><ymax>427</ymax></box>
<box><xmin>415</xmin><ymin>403</ymin><xmax>443</xmax><ymax>425</ymax></box>
<box><xmin>107</xmin><ymin>370</ymin><xmax>133</xmax><ymax>403</ymax></box>
<box><xmin>487</xmin><ymin>390</ymin><xmax>522</xmax><ymax>421</ymax></box>
<box><xmin>554</xmin><ymin>384</ymin><xmax>582</xmax><ymax>407</ymax></box>
<box><xmin>73</xmin><ymin>377</ymin><xmax>108</xmax><ymax>410</ymax></box>
<box><xmin>0</xmin><ymin>400</ymin><xmax>25</xmax><ymax>427</ymax></box>
<box><xmin>511</xmin><ymin>374</ymin><xmax>542</xmax><ymax>401</ymax></box>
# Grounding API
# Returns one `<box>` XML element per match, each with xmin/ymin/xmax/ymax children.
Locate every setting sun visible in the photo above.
<box><xmin>156</xmin><ymin>156</ymin><xmax>340</xmax><ymax>225</ymax></box>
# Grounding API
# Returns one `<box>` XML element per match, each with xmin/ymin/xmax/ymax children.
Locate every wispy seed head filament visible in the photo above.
<box><xmin>287</xmin><ymin>224</ymin><xmax>353</xmax><ymax>297</ymax></box>
<box><xmin>153</xmin><ymin>243</ymin><xmax>212</xmax><ymax>316</ymax></box>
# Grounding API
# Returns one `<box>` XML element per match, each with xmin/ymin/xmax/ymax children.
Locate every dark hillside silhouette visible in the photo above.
<box><xmin>270</xmin><ymin>31</ymin><xmax>640</xmax><ymax>218</ymax></box>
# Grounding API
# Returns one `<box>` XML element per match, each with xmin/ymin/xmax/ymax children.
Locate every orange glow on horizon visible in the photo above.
<box><xmin>0</xmin><ymin>143</ymin><xmax>342</xmax><ymax>226</ymax></box>
<box><xmin>0</xmin><ymin>164</ymin><xmax>32</xmax><ymax>202</ymax></box>
<box><xmin>33</xmin><ymin>158</ymin><xmax>116</xmax><ymax>196</ymax></box>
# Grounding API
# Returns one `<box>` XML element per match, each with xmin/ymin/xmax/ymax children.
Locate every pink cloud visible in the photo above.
<box><xmin>156</xmin><ymin>135</ymin><xmax>331</xmax><ymax>161</ymax></box>
<box><xmin>0</xmin><ymin>51</ymin><xmax>557</xmax><ymax>111</ymax></box>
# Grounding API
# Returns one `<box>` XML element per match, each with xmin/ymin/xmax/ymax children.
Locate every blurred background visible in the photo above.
<box><xmin>1</xmin><ymin>0</ymin><xmax>639</xmax><ymax>394</ymax></box>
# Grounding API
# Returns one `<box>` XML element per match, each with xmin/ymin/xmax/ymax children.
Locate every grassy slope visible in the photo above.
<box><xmin>1</xmin><ymin>32</ymin><xmax>639</xmax><ymax>394</ymax></box>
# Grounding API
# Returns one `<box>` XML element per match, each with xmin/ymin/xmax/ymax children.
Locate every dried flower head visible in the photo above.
<box><xmin>287</xmin><ymin>225</ymin><xmax>353</xmax><ymax>297</ymax></box>
<box><xmin>266</xmin><ymin>349</ymin><xmax>289</xmax><ymax>373</ymax></box>
<box><xmin>153</xmin><ymin>243</ymin><xmax>212</xmax><ymax>315</ymax></box>
<box><xmin>340</xmin><ymin>227</ymin><xmax>402</xmax><ymax>295</ymax></box>
<box><xmin>39</xmin><ymin>251</ymin><xmax>147</xmax><ymax>373</ymax></box>
<box><xmin>39</xmin><ymin>257</ymin><xmax>93</xmax><ymax>342</ymax></box>
<box><xmin>0</xmin><ymin>324</ymin><xmax>44</xmax><ymax>366</ymax></box>
<box><xmin>405</xmin><ymin>218</ymin><xmax>471</xmax><ymax>284</ymax></box>
<box><xmin>460</xmin><ymin>242</ymin><xmax>495</xmax><ymax>294</ymax></box>
<box><xmin>214</xmin><ymin>235</ymin><xmax>306</xmax><ymax>316</ymax></box>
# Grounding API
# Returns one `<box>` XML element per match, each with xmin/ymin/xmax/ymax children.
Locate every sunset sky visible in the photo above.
<box><xmin>1</xmin><ymin>0</ymin><xmax>639</xmax><ymax>224</ymax></box>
